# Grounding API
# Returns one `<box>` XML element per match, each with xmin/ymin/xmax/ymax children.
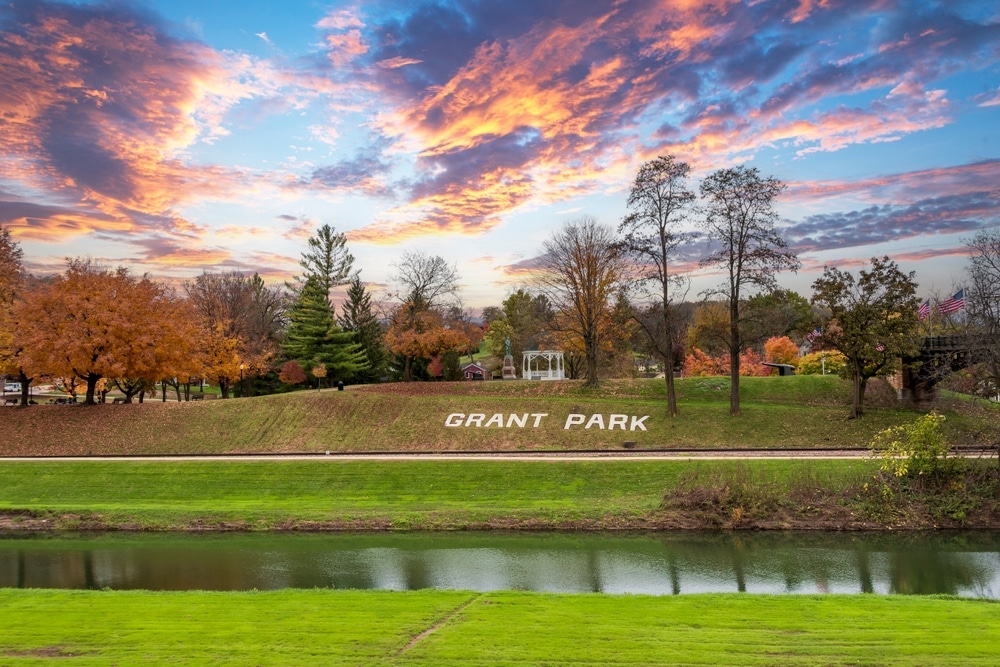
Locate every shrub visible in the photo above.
<box><xmin>869</xmin><ymin>411</ymin><xmax>952</xmax><ymax>479</ymax></box>
<box><xmin>796</xmin><ymin>350</ymin><xmax>846</xmax><ymax>375</ymax></box>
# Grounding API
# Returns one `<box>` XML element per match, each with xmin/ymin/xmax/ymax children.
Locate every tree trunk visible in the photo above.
<box><xmin>849</xmin><ymin>359</ymin><xmax>864</xmax><ymax>419</ymax></box>
<box><xmin>84</xmin><ymin>373</ymin><xmax>100</xmax><ymax>405</ymax></box>
<box><xmin>662</xmin><ymin>311</ymin><xmax>678</xmax><ymax>418</ymax></box>
<box><xmin>729</xmin><ymin>298</ymin><xmax>741</xmax><ymax>416</ymax></box>
<box><xmin>17</xmin><ymin>370</ymin><xmax>31</xmax><ymax>407</ymax></box>
<box><xmin>584</xmin><ymin>336</ymin><xmax>599</xmax><ymax>388</ymax></box>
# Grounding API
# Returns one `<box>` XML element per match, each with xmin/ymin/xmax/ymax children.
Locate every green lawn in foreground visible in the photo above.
<box><xmin>0</xmin><ymin>459</ymin><xmax>874</xmax><ymax>529</ymax></box>
<box><xmin>0</xmin><ymin>589</ymin><xmax>996</xmax><ymax>666</ymax></box>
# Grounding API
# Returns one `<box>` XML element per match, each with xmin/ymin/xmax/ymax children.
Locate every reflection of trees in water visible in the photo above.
<box><xmin>888</xmin><ymin>550</ymin><xmax>989</xmax><ymax>596</ymax></box>
<box><xmin>1</xmin><ymin>532</ymin><xmax>998</xmax><ymax>597</ymax></box>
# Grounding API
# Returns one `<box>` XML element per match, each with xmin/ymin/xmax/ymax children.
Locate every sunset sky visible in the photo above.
<box><xmin>2</xmin><ymin>0</ymin><xmax>998</xmax><ymax>309</ymax></box>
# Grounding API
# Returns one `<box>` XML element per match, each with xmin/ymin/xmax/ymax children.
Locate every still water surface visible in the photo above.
<box><xmin>1</xmin><ymin>531</ymin><xmax>997</xmax><ymax>597</ymax></box>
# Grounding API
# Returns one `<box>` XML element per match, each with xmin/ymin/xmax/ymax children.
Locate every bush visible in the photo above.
<box><xmin>869</xmin><ymin>411</ymin><xmax>954</xmax><ymax>479</ymax></box>
<box><xmin>796</xmin><ymin>350</ymin><xmax>846</xmax><ymax>375</ymax></box>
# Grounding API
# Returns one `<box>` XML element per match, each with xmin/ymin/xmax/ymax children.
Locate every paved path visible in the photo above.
<box><xmin>3</xmin><ymin>449</ymin><xmax>994</xmax><ymax>462</ymax></box>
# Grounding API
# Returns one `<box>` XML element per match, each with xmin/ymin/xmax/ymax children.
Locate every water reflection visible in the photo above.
<box><xmin>0</xmin><ymin>531</ymin><xmax>997</xmax><ymax>597</ymax></box>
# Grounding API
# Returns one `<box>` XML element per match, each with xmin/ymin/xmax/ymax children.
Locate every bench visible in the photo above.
<box><xmin>112</xmin><ymin>397</ymin><xmax>126</xmax><ymax>404</ymax></box>
<box><xmin>2</xmin><ymin>396</ymin><xmax>18</xmax><ymax>406</ymax></box>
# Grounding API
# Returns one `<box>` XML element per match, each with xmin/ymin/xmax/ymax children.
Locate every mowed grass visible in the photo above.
<box><xmin>0</xmin><ymin>589</ymin><xmax>997</xmax><ymax>666</ymax></box>
<box><xmin>1</xmin><ymin>376</ymin><xmax>996</xmax><ymax>455</ymax></box>
<box><xmin>0</xmin><ymin>459</ymin><xmax>876</xmax><ymax>529</ymax></box>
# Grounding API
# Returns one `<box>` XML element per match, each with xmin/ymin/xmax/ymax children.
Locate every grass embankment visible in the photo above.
<box><xmin>0</xmin><ymin>589</ymin><xmax>997</xmax><ymax>666</ymax></box>
<box><xmin>0</xmin><ymin>376</ymin><xmax>996</xmax><ymax>455</ymax></box>
<box><xmin>2</xmin><ymin>458</ymin><xmax>997</xmax><ymax>531</ymax></box>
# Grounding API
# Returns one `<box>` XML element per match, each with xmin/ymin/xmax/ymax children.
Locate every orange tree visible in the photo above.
<box><xmin>15</xmin><ymin>259</ymin><xmax>185</xmax><ymax>405</ymax></box>
<box><xmin>384</xmin><ymin>302</ymin><xmax>469</xmax><ymax>381</ymax></box>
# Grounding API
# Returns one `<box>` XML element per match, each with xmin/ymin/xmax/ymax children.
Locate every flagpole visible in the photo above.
<box><xmin>820</xmin><ymin>326</ymin><xmax>825</xmax><ymax>375</ymax></box>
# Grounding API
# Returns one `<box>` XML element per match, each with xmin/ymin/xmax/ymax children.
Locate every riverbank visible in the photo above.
<box><xmin>1</xmin><ymin>589</ymin><xmax>996</xmax><ymax>665</ymax></box>
<box><xmin>1</xmin><ymin>459</ymin><xmax>997</xmax><ymax>531</ymax></box>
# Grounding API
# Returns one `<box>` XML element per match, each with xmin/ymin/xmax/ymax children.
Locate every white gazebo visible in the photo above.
<box><xmin>522</xmin><ymin>350</ymin><xmax>565</xmax><ymax>381</ymax></box>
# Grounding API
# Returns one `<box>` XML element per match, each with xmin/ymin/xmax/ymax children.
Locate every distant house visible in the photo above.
<box><xmin>461</xmin><ymin>362</ymin><xmax>487</xmax><ymax>381</ymax></box>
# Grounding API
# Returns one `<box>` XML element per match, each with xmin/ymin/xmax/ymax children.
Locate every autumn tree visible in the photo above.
<box><xmin>699</xmin><ymin>165</ymin><xmax>800</xmax><ymax>415</ymax></box>
<box><xmin>685</xmin><ymin>301</ymin><xmax>731</xmax><ymax>357</ymax></box>
<box><xmin>796</xmin><ymin>350</ymin><xmax>847</xmax><ymax>376</ymax></box>
<box><xmin>338</xmin><ymin>275</ymin><xmax>388</xmax><ymax>383</ymax></box>
<box><xmin>184</xmin><ymin>271</ymin><xmax>284</xmax><ymax>396</ymax></box>
<box><xmin>811</xmin><ymin>256</ymin><xmax>920</xmax><ymax>419</ymax></box>
<box><xmin>386</xmin><ymin>251</ymin><xmax>462</xmax><ymax>381</ymax></box>
<box><xmin>384</xmin><ymin>305</ymin><xmax>469</xmax><ymax>381</ymax></box>
<box><xmin>534</xmin><ymin>216</ymin><xmax>624</xmax><ymax>388</ymax></box>
<box><xmin>0</xmin><ymin>226</ymin><xmax>30</xmax><ymax>405</ymax></box>
<box><xmin>763</xmin><ymin>336</ymin><xmax>800</xmax><ymax>365</ymax></box>
<box><xmin>279</xmin><ymin>360</ymin><xmax>307</xmax><ymax>386</ymax></box>
<box><xmin>619</xmin><ymin>155</ymin><xmax>696</xmax><ymax>416</ymax></box>
<box><xmin>964</xmin><ymin>229</ymin><xmax>1000</xmax><ymax>398</ymax></box>
<box><xmin>16</xmin><ymin>260</ymin><xmax>183</xmax><ymax>405</ymax></box>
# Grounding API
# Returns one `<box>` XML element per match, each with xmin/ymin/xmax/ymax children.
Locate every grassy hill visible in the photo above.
<box><xmin>1</xmin><ymin>376</ymin><xmax>995</xmax><ymax>456</ymax></box>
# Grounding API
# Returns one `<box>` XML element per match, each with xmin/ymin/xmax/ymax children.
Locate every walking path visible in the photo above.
<box><xmin>2</xmin><ymin>448</ymin><xmax>994</xmax><ymax>462</ymax></box>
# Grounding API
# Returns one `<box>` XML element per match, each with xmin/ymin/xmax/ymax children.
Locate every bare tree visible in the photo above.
<box><xmin>965</xmin><ymin>229</ymin><xmax>1000</xmax><ymax>399</ymax></box>
<box><xmin>390</xmin><ymin>250</ymin><xmax>461</xmax><ymax>310</ymax></box>
<box><xmin>535</xmin><ymin>216</ymin><xmax>624</xmax><ymax>388</ymax></box>
<box><xmin>619</xmin><ymin>155</ymin><xmax>696</xmax><ymax>417</ymax></box>
<box><xmin>699</xmin><ymin>165</ymin><xmax>800</xmax><ymax>415</ymax></box>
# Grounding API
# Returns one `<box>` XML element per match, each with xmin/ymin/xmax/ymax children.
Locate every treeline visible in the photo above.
<box><xmin>1</xmin><ymin>156</ymin><xmax>998</xmax><ymax>417</ymax></box>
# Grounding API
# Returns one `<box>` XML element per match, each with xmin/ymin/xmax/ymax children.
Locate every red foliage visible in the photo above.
<box><xmin>682</xmin><ymin>348</ymin><xmax>729</xmax><ymax>376</ymax></box>
<box><xmin>279</xmin><ymin>360</ymin><xmax>307</xmax><ymax>385</ymax></box>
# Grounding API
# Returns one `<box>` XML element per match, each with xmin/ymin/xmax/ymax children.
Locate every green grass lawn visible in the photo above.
<box><xmin>1</xmin><ymin>376</ymin><xmax>996</xmax><ymax>455</ymax></box>
<box><xmin>0</xmin><ymin>458</ymin><xmax>878</xmax><ymax>530</ymax></box>
<box><xmin>0</xmin><ymin>589</ymin><xmax>996</xmax><ymax>666</ymax></box>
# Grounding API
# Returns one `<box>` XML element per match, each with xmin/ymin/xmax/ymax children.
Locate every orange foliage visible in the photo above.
<box><xmin>683</xmin><ymin>347</ymin><xmax>773</xmax><ymax>376</ymax></box>
<box><xmin>14</xmin><ymin>259</ymin><xmax>195</xmax><ymax>404</ymax></box>
<box><xmin>740</xmin><ymin>348</ymin><xmax>772</xmax><ymax>377</ymax></box>
<box><xmin>764</xmin><ymin>336</ymin><xmax>800</xmax><ymax>365</ymax></box>
<box><xmin>682</xmin><ymin>348</ymin><xmax>729</xmax><ymax>376</ymax></box>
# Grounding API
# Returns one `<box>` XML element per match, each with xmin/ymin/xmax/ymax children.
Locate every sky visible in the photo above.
<box><xmin>1</xmin><ymin>0</ymin><xmax>999</xmax><ymax>310</ymax></box>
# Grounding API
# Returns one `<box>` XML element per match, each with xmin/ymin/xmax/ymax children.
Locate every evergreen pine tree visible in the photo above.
<box><xmin>338</xmin><ymin>275</ymin><xmax>388</xmax><ymax>383</ymax></box>
<box><xmin>283</xmin><ymin>275</ymin><xmax>367</xmax><ymax>382</ymax></box>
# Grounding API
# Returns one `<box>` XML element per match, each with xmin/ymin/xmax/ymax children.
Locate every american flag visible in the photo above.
<box><xmin>918</xmin><ymin>300</ymin><xmax>930</xmax><ymax>320</ymax></box>
<box><xmin>806</xmin><ymin>326</ymin><xmax>821</xmax><ymax>344</ymax></box>
<box><xmin>876</xmin><ymin>343</ymin><xmax>885</xmax><ymax>352</ymax></box>
<box><xmin>938</xmin><ymin>289</ymin><xmax>965</xmax><ymax>314</ymax></box>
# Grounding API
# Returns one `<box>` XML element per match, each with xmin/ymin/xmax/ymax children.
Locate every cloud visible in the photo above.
<box><xmin>0</xmin><ymin>0</ymin><xmax>351</xmax><ymax>279</ymax></box>
<box><xmin>335</xmin><ymin>0</ymin><xmax>999</xmax><ymax>243</ymax></box>
<box><xmin>782</xmin><ymin>159</ymin><xmax>1000</xmax><ymax>254</ymax></box>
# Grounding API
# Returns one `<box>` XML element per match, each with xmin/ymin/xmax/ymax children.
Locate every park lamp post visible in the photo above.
<box><xmin>239</xmin><ymin>363</ymin><xmax>245</xmax><ymax>398</ymax></box>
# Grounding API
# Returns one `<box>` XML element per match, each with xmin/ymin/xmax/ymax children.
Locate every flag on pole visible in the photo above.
<box><xmin>938</xmin><ymin>289</ymin><xmax>965</xmax><ymax>314</ymax></box>
<box><xmin>918</xmin><ymin>300</ymin><xmax>930</xmax><ymax>320</ymax></box>
<box><xmin>806</xmin><ymin>326</ymin><xmax>822</xmax><ymax>344</ymax></box>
